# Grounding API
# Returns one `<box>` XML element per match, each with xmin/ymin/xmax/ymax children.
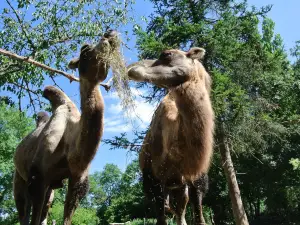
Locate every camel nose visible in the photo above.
<box><xmin>104</xmin><ymin>29</ymin><xmax>118</xmax><ymax>38</ymax></box>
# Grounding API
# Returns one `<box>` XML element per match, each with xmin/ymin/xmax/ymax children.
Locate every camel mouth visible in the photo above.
<box><xmin>100</xmin><ymin>30</ymin><xmax>119</xmax><ymax>49</ymax></box>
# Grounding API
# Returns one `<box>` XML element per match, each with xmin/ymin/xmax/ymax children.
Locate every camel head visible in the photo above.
<box><xmin>36</xmin><ymin>111</ymin><xmax>49</xmax><ymax>127</ymax></box>
<box><xmin>68</xmin><ymin>30</ymin><xmax>119</xmax><ymax>83</ymax></box>
<box><xmin>127</xmin><ymin>47</ymin><xmax>206</xmax><ymax>88</ymax></box>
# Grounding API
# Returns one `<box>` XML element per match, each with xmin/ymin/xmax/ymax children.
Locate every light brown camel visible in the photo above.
<box><xmin>13</xmin><ymin>30</ymin><xmax>118</xmax><ymax>225</ymax></box>
<box><xmin>127</xmin><ymin>47</ymin><xmax>214</xmax><ymax>225</ymax></box>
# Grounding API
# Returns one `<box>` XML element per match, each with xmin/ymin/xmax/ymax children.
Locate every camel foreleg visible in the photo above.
<box><xmin>40</xmin><ymin>189</ymin><xmax>54</xmax><ymax>225</ymax></box>
<box><xmin>169</xmin><ymin>185</ymin><xmax>189</xmax><ymax>225</ymax></box>
<box><xmin>63</xmin><ymin>175</ymin><xmax>89</xmax><ymax>225</ymax></box>
<box><xmin>27</xmin><ymin>165</ymin><xmax>48</xmax><ymax>225</ymax></box>
<box><xmin>189</xmin><ymin>174</ymin><xmax>209</xmax><ymax>225</ymax></box>
<box><xmin>142</xmin><ymin>168</ymin><xmax>167</xmax><ymax>225</ymax></box>
<box><xmin>13</xmin><ymin>171</ymin><xmax>31</xmax><ymax>225</ymax></box>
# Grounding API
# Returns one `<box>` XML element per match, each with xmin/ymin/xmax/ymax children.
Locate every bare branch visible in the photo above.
<box><xmin>100</xmin><ymin>77</ymin><xmax>113</xmax><ymax>92</ymax></box>
<box><xmin>0</xmin><ymin>48</ymin><xmax>79</xmax><ymax>82</ymax></box>
<box><xmin>1</xmin><ymin>48</ymin><xmax>115</xmax><ymax>91</ymax></box>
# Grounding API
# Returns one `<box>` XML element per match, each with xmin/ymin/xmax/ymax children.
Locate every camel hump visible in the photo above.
<box><xmin>43</xmin><ymin>85</ymin><xmax>71</xmax><ymax>106</ymax></box>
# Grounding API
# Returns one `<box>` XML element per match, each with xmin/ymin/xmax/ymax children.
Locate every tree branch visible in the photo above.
<box><xmin>25</xmin><ymin>80</ymin><xmax>37</xmax><ymax>114</ymax></box>
<box><xmin>1</xmin><ymin>48</ymin><xmax>114</xmax><ymax>91</ymax></box>
<box><xmin>0</xmin><ymin>48</ymin><xmax>79</xmax><ymax>82</ymax></box>
<box><xmin>282</xmin><ymin>119</ymin><xmax>300</xmax><ymax>125</ymax></box>
<box><xmin>5</xmin><ymin>0</ymin><xmax>36</xmax><ymax>53</ymax></box>
<box><xmin>8</xmin><ymin>81</ymin><xmax>40</xmax><ymax>95</ymax></box>
<box><xmin>101</xmin><ymin>77</ymin><xmax>113</xmax><ymax>92</ymax></box>
<box><xmin>17</xmin><ymin>78</ymin><xmax>24</xmax><ymax>112</ymax></box>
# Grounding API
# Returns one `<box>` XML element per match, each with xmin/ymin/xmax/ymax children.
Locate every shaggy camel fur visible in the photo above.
<box><xmin>13</xmin><ymin>30</ymin><xmax>118</xmax><ymax>225</ymax></box>
<box><xmin>128</xmin><ymin>47</ymin><xmax>214</xmax><ymax>225</ymax></box>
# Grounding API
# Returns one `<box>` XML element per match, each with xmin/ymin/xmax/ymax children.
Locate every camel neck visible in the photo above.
<box><xmin>79</xmin><ymin>80</ymin><xmax>103</xmax><ymax>112</ymax></box>
<box><xmin>172</xmin><ymin>81</ymin><xmax>214</xmax><ymax>180</ymax></box>
<box><xmin>173</xmin><ymin>81</ymin><xmax>214</xmax><ymax>138</ymax></box>
<box><xmin>78</xmin><ymin>80</ymin><xmax>104</xmax><ymax>164</ymax></box>
<box><xmin>177</xmin><ymin>82</ymin><xmax>211</xmax><ymax>115</ymax></box>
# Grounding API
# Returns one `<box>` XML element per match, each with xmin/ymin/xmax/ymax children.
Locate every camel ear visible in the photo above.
<box><xmin>187</xmin><ymin>47</ymin><xmax>205</xmax><ymax>60</ymax></box>
<box><xmin>68</xmin><ymin>58</ymin><xmax>80</xmax><ymax>69</ymax></box>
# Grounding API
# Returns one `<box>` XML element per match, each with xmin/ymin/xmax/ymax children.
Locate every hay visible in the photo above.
<box><xmin>97</xmin><ymin>36</ymin><xmax>135</xmax><ymax>115</ymax></box>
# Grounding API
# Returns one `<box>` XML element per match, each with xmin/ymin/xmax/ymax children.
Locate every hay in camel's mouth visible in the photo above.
<box><xmin>97</xmin><ymin>35</ymin><xmax>135</xmax><ymax>116</ymax></box>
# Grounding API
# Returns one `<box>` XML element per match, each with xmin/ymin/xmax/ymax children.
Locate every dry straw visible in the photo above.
<box><xmin>97</xmin><ymin>35</ymin><xmax>135</xmax><ymax>116</ymax></box>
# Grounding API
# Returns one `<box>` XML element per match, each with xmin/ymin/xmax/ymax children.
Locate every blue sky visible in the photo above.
<box><xmin>248</xmin><ymin>0</ymin><xmax>300</xmax><ymax>53</ymax></box>
<box><xmin>2</xmin><ymin>0</ymin><xmax>300</xmax><ymax>174</ymax></box>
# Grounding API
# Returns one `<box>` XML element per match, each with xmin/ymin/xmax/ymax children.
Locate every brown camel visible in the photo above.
<box><xmin>127</xmin><ymin>47</ymin><xmax>214</xmax><ymax>225</ymax></box>
<box><xmin>13</xmin><ymin>30</ymin><xmax>118</xmax><ymax>225</ymax></box>
<box><xmin>35</xmin><ymin>112</ymin><xmax>50</xmax><ymax>127</ymax></box>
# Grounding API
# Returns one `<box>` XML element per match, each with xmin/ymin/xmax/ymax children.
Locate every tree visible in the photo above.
<box><xmin>88</xmin><ymin>164</ymin><xmax>122</xmax><ymax>224</ymax></box>
<box><xmin>105</xmin><ymin>1</ymin><xmax>300</xmax><ymax>224</ymax></box>
<box><xmin>48</xmin><ymin>202</ymin><xmax>99</xmax><ymax>225</ymax></box>
<box><xmin>88</xmin><ymin>161</ymin><xmax>155</xmax><ymax>225</ymax></box>
<box><xmin>104</xmin><ymin>160</ymin><xmax>149</xmax><ymax>224</ymax></box>
<box><xmin>0</xmin><ymin>0</ymin><xmax>135</xmax><ymax>112</ymax></box>
<box><xmin>0</xmin><ymin>102</ymin><xmax>34</xmax><ymax>224</ymax></box>
<box><xmin>0</xmin><ymin>0</ymin><xmax>137</xmax><ymax>223</ymax></box>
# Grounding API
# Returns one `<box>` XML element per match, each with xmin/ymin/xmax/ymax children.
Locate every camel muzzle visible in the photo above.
<box><xmin>104</xmin><ymin>29</ymin><xmax>118</xmax><ymax>38</ymax></box>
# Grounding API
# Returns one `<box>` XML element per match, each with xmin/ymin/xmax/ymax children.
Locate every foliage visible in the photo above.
<box><xmin>1</xmin><ymin>0</ymin><xmax>300</xmax><ymax>225</ymax></box>
<box><xmin>0</xmin><ymin>0</ymin><xmax>135</xmax><ymax>112</ymax></box>
<box><xmin>0</xmin><ymin>102</ymin><xmax>34</xmax><ymax>224</ymax></box>
<box><xmin>290</xmin><ymin>158</ymin><xmax>300</xmax><ymax>170</ymax></box>
<box><xmin>130</xmin><ymin>218</ymin><xmax>177</xmax><ymax>225</ymax></box>
<box><xmin>48</xmin><ymin>202</ymin><xmax>99</xmax><ymax>225</ymax></box>
<box><xmin>106</xmin><ymin>0</ymin><xmax>300</xmax><ymax>224</ymax></box>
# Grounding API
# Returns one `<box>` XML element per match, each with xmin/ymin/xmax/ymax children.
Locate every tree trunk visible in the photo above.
<box><xmin>219</xmin><ymin>130</ymin><xmax>249</xmax><ymax>225</ymax></box>
<box><xmin>255</xmin><ymin>199</ymin><xmax>260</xmax><ymax>217</ymax></box>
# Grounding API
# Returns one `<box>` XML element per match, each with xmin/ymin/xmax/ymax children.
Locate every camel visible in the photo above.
<box><xmin>35</xmin><ymin>111</ymin><xmax>50</xmax><ymax>127</ymax></box>
<box><xmin>13</xmin><ymin>30</ymin><xmax>118</xmax><ymax>225</ymax></box>
<box><xmin>127</xmin><ymin>47</ymin><xmax>214</xmax><ymax>225</ymax></box>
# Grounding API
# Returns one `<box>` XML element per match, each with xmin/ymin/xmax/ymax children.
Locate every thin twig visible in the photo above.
<box><xmin>25</xmin><ymin>80</ymin><xmax>37</xmax><ymax>114</ymax></box>
<box><xmin>10</xmin><ymin>80</ymin><xmax>44</xmax><ymax>109</ymax></box>
<box><xmin>100</xmin><ymin>77</ymin><xmax>113</xmax><ymax>92</ymax></box>
<box><xmin>17</xmin><ymin>78</ymin><xmax>24</xmax><ymax>112</ymax></box>
<box><xmin>5</xmin><ymin>0</ymin><xmax>36</xmax><ymax>53</ymax></box>
<box><xmin>9</xmin><ymin>81</ymin><xmax>40</xmax><ymax>95</ymax></box>
<box><xmin>49</xmin><ymin>74</ymin><xmax>64</xmax><ymax>91</ymax></box>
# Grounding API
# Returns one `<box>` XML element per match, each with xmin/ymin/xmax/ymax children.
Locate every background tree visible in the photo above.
<box><xmin>0</xmin><ymin>0</ymin><xmax>135</xmax><ymax>112</ymax></box>
<box><xmin>1</xmin><ymin>0</ymin><xmax>300</xmax><ymax>224</ymax></box>
<box><xmin>106</xmin><ymin>0</ymin><xmax>300</xmax><ymax>224</ymax></box>
<box><xmin>0</xmin><ymin>102</ymin><xmax>34</xmax><ymax>224</ymax></box>
<box><xmin>0</xmin><ymin>0</ymin><xmax>137</xmax><ymax>224</ymax></box>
